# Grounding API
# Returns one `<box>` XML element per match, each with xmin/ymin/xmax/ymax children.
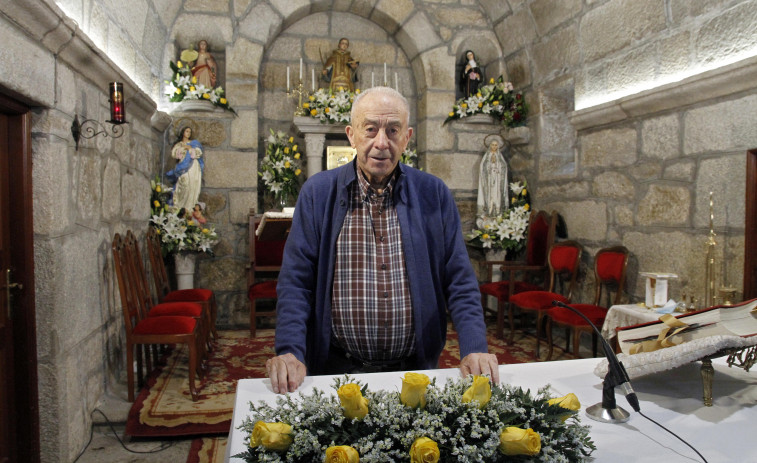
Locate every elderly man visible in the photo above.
<box><xmin>266</xmin><ymin>87</ymin><xmax>499</xmax><ymax>394</ymax></box>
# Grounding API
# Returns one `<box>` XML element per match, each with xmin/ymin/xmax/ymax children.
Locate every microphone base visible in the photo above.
<box><xmin>585</xmin><ymin>403</ymin><xmax>631</xmax><ymax>423</ymax></box>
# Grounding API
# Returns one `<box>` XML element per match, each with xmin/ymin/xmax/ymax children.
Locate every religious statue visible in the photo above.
<box><xmin>321</xmin><ymin>38</ymin><xmax>359</xmax><ymax>91</ymax></box>
<box><xmin>180</xmin><ymin>39</ymin><xmax>218</xmax><ymax>88</ymax></box>
<box><xmin>477</xmin><ymin>137</ymin><xmax>509</xmax><ymax>217</ymax></box>
<box><xmin>167</xmin><ymin>126</ymin><xmax>205</xmax><ymax>212</ymax></box>
<box><xmin>459</xmin><ymin>50</ymin><xmax>483</xmax><ymax>98</ymax></box>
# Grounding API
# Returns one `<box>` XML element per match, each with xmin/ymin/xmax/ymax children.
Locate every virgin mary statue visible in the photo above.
<box><xmin>477</xmin><ymin>138</ymin><xmax>509</xmax><ymax>217</ymax></box>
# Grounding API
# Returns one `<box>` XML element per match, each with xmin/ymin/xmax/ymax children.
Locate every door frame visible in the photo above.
<box><xmin>0</xmin><ymin>92</ymin><xmax>39</xmax><ymax>463</ymax></box>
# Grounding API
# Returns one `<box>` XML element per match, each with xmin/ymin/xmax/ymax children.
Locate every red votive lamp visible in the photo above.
<box><xmin>109</xmin><ymin>82</ymin><xmax>125</xmax><ymax>124</ymax></box>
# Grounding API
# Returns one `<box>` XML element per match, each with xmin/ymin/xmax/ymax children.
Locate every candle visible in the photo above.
<box><xmin>312</xmin><ymin>68</ymin><xmax>315</xmax><ymax>91</ymax></box>
<box><xmin>371</xmin><ymin>72</ymin><xmax>374</xmax><ymax>87</ymax></box>
<box><xmin>384</xmin><ymin>63</ymin><xmax>387</xmax><ymax>85</ymax></box>
<box><xmin>299</xmin><ymin>58</ymin><xmax>303</xmax><ymax>81</ymax></box>
<box><xmin>394</xmin><ymin>72</ymin><xmax>398</xmax><ymax>92</ymax></box>
<box><xmin>287</xmin><ymin>67</ymin><xmax>290</xmax><ymax>91</ymax></box>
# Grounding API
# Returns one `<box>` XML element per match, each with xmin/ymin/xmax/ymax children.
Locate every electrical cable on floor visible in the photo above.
<box><xmin>638</xmin><ymin>410</ymin><xmax>708</xmax><ymax>463</ymax></box>
<box><xmin>72</xmin><ymin>408</ymin><xmax>175</xmax><ymax>462</ymax></box>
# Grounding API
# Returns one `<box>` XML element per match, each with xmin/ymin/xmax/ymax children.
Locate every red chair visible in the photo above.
<box><xmin>545</xmin><ymin>246</ymin><xmax>629</xmax><ymax>361</ymax></box>
<box><xmin>112</xmin><ymin>233</ymin><xmax>203</xmax><ymax>401</ymax></box>
<box><xmin>509</xmin><ymin>240</ymin><xmax>583</xmax><ymax>359</ymax></box>
<box><xmin>479</xmin><ymin>210</ymin><xmax>557</xmax><ymax>341</ymax></box>
<box><xmin>247</xmin><ymin>212</ymin><xmax>289</xmax><ymax>337</ymax></box>
<box><xmin>146</xmin><ymin>226</ymin><xmax>219</xmax><ymax>341</ymax></box>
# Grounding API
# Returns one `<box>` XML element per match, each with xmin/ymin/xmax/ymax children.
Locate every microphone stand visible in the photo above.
<box><xmin>552</xmin><ymin>300</ymin><xmax>640</xmax><ymax>424</ymax></box>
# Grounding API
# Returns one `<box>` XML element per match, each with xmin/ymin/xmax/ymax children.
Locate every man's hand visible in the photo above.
<box><xmin>266</xmin><ymin>353</ymin><xmax>307</xmax><ymax>394</ymax></box>
<box><xmin>460</xmin><ymin>353</ymin><xmax>500</xmax><ymax>384</ymax></box>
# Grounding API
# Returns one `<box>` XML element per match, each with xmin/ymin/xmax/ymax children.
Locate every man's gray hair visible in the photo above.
<box><xmin>350</xmin><ymin>86</ymin><xmax>410</xmax><ymax>127</ymax></box>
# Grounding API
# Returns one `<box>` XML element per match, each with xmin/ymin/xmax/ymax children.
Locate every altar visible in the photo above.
<box><xmin>224</xmin><ymin>357</ymin><xmax>756</xmax><ymax>462</ymax></box>
<box><xmin>293</xmin><ymin>116</ymin><xmax>348</xmax><ymax>177</ymax></box>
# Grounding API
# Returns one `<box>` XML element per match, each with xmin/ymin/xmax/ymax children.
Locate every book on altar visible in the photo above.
<box><xmin>615</xmin><ymin>298</ymin><xmax>757</xmax><ymax>355</ymax></box>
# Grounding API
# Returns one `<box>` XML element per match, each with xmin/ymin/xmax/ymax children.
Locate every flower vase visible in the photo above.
<box><xmin>174</xmin><ymin>252</ymin><xmax>197</xmax><ymax>290</ymax></box>
<box><xmin>484</xmin><ymin>248</ymin><xmax>506</xmax><ymax>311</ymax></box>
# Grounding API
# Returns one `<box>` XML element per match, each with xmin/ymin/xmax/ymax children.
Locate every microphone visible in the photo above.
<box><xmin>551</xmin><ymin>300</ymin><xmax>640</xmax><ymax>423</ymax></box>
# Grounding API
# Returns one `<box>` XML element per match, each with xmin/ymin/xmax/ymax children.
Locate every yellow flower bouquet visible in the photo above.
<box><xmin>235</xmin><ymin>375</ymin><xmax>595</xmax><ymax>462</ymax></box>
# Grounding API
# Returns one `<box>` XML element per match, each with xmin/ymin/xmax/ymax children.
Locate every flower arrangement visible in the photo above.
<box><xmin>400</xmin><ymin>146</ymin><xmax>420</xmax><ymax>170</ymax></box>
<box><xmin>149</xmin><ymin>178</ymin><xmax>218</xmax><ymax>256</ymax></box>
<box><xmin>234</xmin><ymin>374</ymin><xmax>594</xmax><ymax>462</ymax></box>
<box><xmin>445</xmin><ymin>76</ymin><xmax>527</xmax><ymax>128</ymax></box>
<box><xmin>259</xmin><ymin>129</ymin><xmax>303</xmax><ymax>204</ymax></box>
<box><xmin>467</xmin><ymin>181</ymin><xmax>531</xmax><ymax>252</ymax></box>
<box><xmin>304</xmin><ymin>87</ymin><xmax>357</xmax><ymax>124</ymax></box>
<box><xmin>164</xmin><ymin>60</ymin><xmax>236</xmax><ymax>113</ymax></box>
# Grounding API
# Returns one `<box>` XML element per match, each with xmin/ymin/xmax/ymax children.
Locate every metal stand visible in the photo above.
<box><xmin>585</xmin><ymin>371</ymin><xmax>631</xmax><ymax>423</ymax></box>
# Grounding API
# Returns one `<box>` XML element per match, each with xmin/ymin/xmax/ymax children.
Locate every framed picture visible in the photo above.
<box><xmin>326</xmin><ymin>146</ymin><xmax>356</xmax><ymax>170</ymax></box>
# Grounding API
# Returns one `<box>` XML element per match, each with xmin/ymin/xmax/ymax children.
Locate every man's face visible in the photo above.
<box><xmin>346</xmin><ymin>92</ymin><xmax>413</xmax><ymax>188</ymax></box>
<box><xmin>339</xmin><ymin>39</ymin><xmax>349</xmax><ymax>51</ymax></box>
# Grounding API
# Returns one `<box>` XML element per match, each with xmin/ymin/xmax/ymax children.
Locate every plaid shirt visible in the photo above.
<box><xmin>331</xmin><ymin>169</ymin><xmax>415</xmax><ymax>362</ymax></box>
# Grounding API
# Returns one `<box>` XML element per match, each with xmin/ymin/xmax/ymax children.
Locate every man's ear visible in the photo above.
<box><xmin>406</xmin><ymin>127</ymin><xmax>414</xmax><ymax>140</ymax></box>
<box><xmin>345</xmin><ymin>125</ymin><xmax>355</xmax><ymax>147</ymax></box>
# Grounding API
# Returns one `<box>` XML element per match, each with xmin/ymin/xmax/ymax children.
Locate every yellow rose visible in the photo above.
<box><xmin>289</xmin><ymin>137</ymin><xmax>294</xmax><ymax>143</ymax></box>
<box><xmin>295</xmin><ymin>168</ymin><xmax>302</xmax><ymax>176</ymax></box>
<box><xmin>461</xmin><ymin>103</ymin><xmax>468</xmax><ymax>109</ymax></box>
<box><xmin>284</xmin><ymin>147</ymin><xmax>290</xmax><ymax>154</ymax></box>
<box><xmin>548</xmin><ymin>393</ymin><xmax>580</xmax><ymax>422</ymax></box>
<box><xmin>294</xmin><ymin>153</ymin><xmax>301</xmax><ymax>159</ymax></box>
<box><xmin>355</xmin><ymin>89</ymin><xmax>361</xmax><ymax>94</ymax></box>
<box><xmin>337</xmin><ymin>383</ymin><xmax>369</xmax><ymax>419</ymax></box>
<box><xmin>476</xmin><ymin>92</ymin><xmax>482</xmax><ymax>98</ymax></box>
<box><xmin>409</xmin><ymin>437</ymin><xmax>439</xmax><ymax>463</ymax></box>
<box><xmin>202</xmin><ymin>93</ymin><xmax>210</xmax><ymax>99</ymax></box>
<box><xmin>156</xmin><ymin>185</ymin><xmax>162</xmax><ymax>193</ymax></box>
<box><xmin>303</xmin><ymin>102</ymin><xmax>310</xmax><ymax>109</ymax></box>
<box><xmin>511</xmin><ymin>197</ymin><xmax>516</xmax><ymax>204</ymax></box>
<box><xmin>524</xmin><ymin>203</ymin><xmax>530</xmax><ymax>211</ymax></box>
<box><xmin>220</xmin><ymin>98</ymin><xmax>227</xmax><ymax>104</ymax></box>
<box><xmin>191</xmin><ymin>76</ymin><xmax>197</xmax><ymax>84</ymax></box>
<box><xmin>175</xmin><ymin>88</ymin><xmax>182</xmax><ymax>94</ymax></box>
<box><xmin>177</xmin><ymin>61</ymin><xmax>183</xmax><ymax>68</ymax></box>
<box><xmin>478</xmin><ymin>102</ymin><xmax>483</xmax><ymax>108</ymax></box>
<box><xmin>311</xmin><ymin>109</ymin><xmax>318</xmax><ymax>116</ymax></box>
<box><xmin>449</xmin><ymin>112</ymin><xmax>455</xmax><ymax>117</ymax></box>
<box><xmin>249</xmin><ymin>421</ymin><xmax>293</xmax><ymax>451</ymax></box>
<box><xmin>285</xmin><ymin>161</ymin><xmax>291</xmax><ymax>168</ymax></box>
<box><xmin>309</xmin><ymin>95</ymin><xmax>315</xmax><ymax>101</ymax></box>
<box><xmin>325</xmin><ymin>107</ymin><xmax>331</xmax><ymax>113</ymax></box>
<box><xmin>522</xmin><ymin>188</ymin><xmax>527</xmax><ymax>196</ymax></box>
<box><xmin>202</xmin><ymin>228</ymin><xmax>210</xmax><ymax>234</ymax></box>
<box><xmin>489</xmin><ymin>78</ymin><xmax>495</xmax><ymax>84</ymax></box>
<box><xmin>325</xmin><ymin>445</ymin><xmax>359</xmax><ymax>463</ymax></box>
<box><xmin>153</xmin><ymin>200</ymin><xmax>160</xmax><ymax>208</ymax></box>
<box><xmin>498</xmin><ymin>427</ymin><xmax>541</xmax><ymax>456</ymax></box>
<box><xmin>492</xmin><ymin>100</ymin><xmax>499</xmax><ymax>106</ymax></box>
<box><xmin>481</xmin><ymin>233</ymin><xmax>489</xmax><ymax>240</ymax></box>
<box><xmin>462</xmin><ymin>375</ymin><xmax>491</xmax><ymax>409</ymax></box>
<box><xmin>293</xmin><ymin>144</ymin><xmax>298</xmax><ymax>151</ymax></box>
<box><xmin>400</xmin><ymin>373</ymin><xmax>430</xmax><ymax>409</ymax></box>
<box><xmin>189</xmin><ymin>86</ymin><xmax>196</xmax><ymax>92</ymax></box>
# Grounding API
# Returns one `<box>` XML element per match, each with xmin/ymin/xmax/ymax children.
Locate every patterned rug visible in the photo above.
<box><xmin>180</xmin><ymin>324</ymin><xmax>573</xmax><ymax>462</ymax></box>
<box><xmin>125</xmin><ymin>330</ymin><xmax>274</xmax><ymax>437</ymax></box>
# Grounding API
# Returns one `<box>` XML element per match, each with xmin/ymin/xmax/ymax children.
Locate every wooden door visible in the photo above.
<box><xmin>0</xmin><ymin>93</ymin><xmax>38</xmax><ymax>463</ymax></box>
<box><xmin>745</xmin><ymin>149</ymin><xmax>757</xmax><ymax>300</ymax></box>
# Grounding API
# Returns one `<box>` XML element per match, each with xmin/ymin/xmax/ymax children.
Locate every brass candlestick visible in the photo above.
<box><xmin>287</xmin><ymin>80</ymin><xmax>308</xmax><ymax>117</ymax></box>
<box><xmin>704</xmin><ymin>192</ymin><xmax>718</xmax><ymax>308</ymax></box>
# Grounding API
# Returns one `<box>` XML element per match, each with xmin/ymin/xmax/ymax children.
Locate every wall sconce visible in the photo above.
<box><xmin>71</xmin><ymin>82</ymin><xmax>128</xmax><ymax>150</ymax></box>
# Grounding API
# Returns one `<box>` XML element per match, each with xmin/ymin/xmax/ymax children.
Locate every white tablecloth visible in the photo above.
<box><xmin>601</xmin><ymin>303</ymin><xmax>661</xmax><ymax>340</ymax></box>
<box><xmin>225</xmin><ymin>357</ymin><xmax>756</xmax><ymax>462</ymax></box>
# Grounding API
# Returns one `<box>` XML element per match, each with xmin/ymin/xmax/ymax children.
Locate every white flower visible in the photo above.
<box><xmin>510</xmin><ymin>181</ymin><xmax>524</xmax><ymax>196</ymax></box>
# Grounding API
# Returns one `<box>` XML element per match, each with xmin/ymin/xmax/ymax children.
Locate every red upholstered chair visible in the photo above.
<box><xmin>509</xmin><ymin>240</ymin><xmax>583</xmax><ymax>359</ymax></box>
<box><xmin>112</xmin><ymin>233</ymin><xmax>203</xmax><ymax>401</ymax></box>
<box><xmin>247</xmin><ymin>212</ymin><xmax>289</xmax><ymax>337</ymax></box>
<box><xmin>146</xmin><ymin>226</ymin><xmax>219</xmax><ymax>340</ymax></box>
<box><xmin>545</xmin><ymin>246</ymin><xmax>629</xmax><ymax>361</ymax></box>
<box><xmin>479</xmin><ymin>210</ymin><xmax>557</xmax><ymax>342</ymax></box>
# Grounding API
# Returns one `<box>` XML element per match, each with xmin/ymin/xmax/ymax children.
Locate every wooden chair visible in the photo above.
<box><xmin>247</xmin><ymin>211</ymin><xmax>289</xmax><ymax>337</ymax></box>
<box><xmin>545</xmin><ymin>246</ymin><xmax>629</xmax><ymax>361</ymax></box>
<box><xmin>509</xmin><ymin>240</ymin><xmax>583</xmax><ymax>359</ymax></box>
<box><xmin>145</xmin><ymin>226</ymin><xmax>218</xmax><ymax>340</ymax></box>
<box><xmin>126</xmin><ymin>230</ymin><xmax>211</xmax><ymax>357</ymax></box>
<box><xmin>479</xmin><ymin>210</ymin><xmax>557</xmax><ymax>341</ymax></box>
<box><xmin>112</xmin><ymin>233</ymin><xmax>203</xmax><ymax>401</ymax></box>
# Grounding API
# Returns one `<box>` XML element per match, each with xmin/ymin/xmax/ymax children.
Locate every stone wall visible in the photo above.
<box><xmin>1</xmin><ymin>2</ymin><xmax>162</xmax><ymax>461</ymax></box>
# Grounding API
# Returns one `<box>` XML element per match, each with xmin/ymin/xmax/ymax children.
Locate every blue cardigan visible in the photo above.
<box><xmin>274</xmin><ymin>160</ymin><xmax>488</xmax><ymax>374</ymax></box>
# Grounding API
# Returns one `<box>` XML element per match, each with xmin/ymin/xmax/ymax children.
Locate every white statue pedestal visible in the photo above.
<box><xmin>639</xmin><ymin>272</ymin><xmax>678</xmax><ymax>308</ymax></box>
<box><xmin>293</xmin><ymin>116</ymin><xmax>348</xmax><ymax>178</ymax></box>
<box><xmin>174</xmin><ymin>253</ymin><xmax>197</xmax><ymax>290</ymax></box>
